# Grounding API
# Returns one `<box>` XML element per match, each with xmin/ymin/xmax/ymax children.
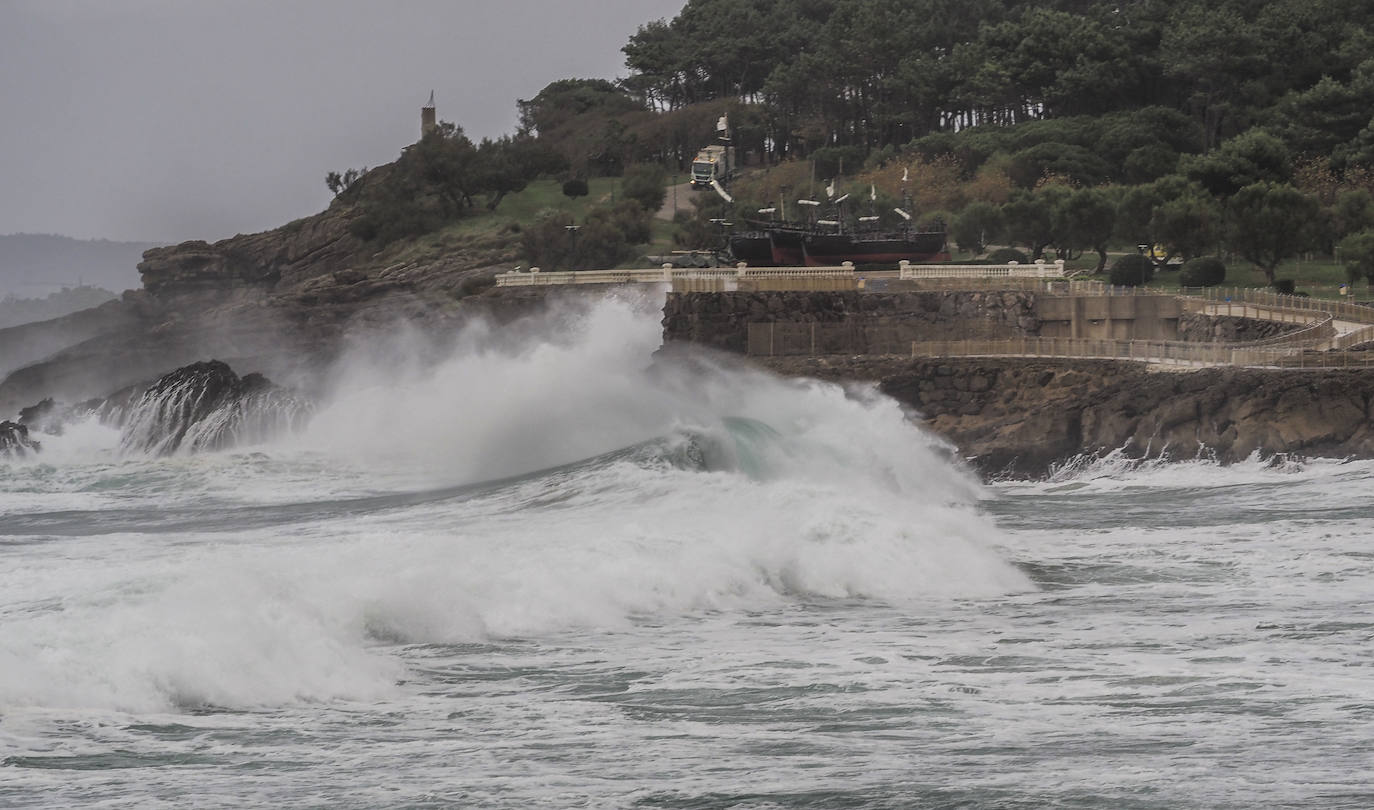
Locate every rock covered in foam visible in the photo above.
<box><xmin>119</xmin><ymin>360</ymin><xmax>312</xmax><ymax>455</ymax></box>
<box><xmin>0</xmin><ymin>420</ymin><xmax>40</xmax><ymax>457</ymax></box>
<box><xmin>16</xmin><ymin>396</ymin><xmax>105</xmax><ymax>436</ymax></box>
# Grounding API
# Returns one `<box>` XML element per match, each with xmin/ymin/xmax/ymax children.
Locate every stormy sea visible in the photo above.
<box><xmin>2</xmin><ymin>296</ymin><xmax>1372</xmax><ymax>809</ymax></box>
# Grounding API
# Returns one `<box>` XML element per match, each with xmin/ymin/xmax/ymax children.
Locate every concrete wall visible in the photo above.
<box><xmin>1036</xmin><ymin>295</ymin><xmax>1181</xmax><ymax>340</ymax></box>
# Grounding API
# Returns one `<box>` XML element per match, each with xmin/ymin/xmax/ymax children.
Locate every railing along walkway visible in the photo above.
<box><xmin>495</xmin><ymin>263</ymin><xmax>859</xmax><ymax>287</ymax></box>
<box><xmin>495</xmin><ymin>260</ymin><xmax>1070</xmax><ymax>288</ymax></box>
<box><xmin>909</xmin><ymin>336</ymin><xmax>1374</xmax><ymax>369</ymax></box>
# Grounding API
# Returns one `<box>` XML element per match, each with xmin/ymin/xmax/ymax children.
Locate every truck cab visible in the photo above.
<box><xmin>691</xmin><ymin>144</ymin><xmax>735</xmax><ymax>188</ymax></box>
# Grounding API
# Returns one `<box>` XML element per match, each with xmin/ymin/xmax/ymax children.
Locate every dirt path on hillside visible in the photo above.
<box><xmin>657</xmin><ymin>181</ymin><xmax>696</xmax><ymax>221</ymax></box>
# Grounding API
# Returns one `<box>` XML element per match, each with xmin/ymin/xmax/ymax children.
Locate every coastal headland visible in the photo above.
<box><xmin>6</xmin><ymin>231</ymin><xmax>1374</xmax><ymax>478</ymax></box>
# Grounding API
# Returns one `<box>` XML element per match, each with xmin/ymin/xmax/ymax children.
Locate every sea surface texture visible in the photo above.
<box><xmin>2</xmin><ymin>298</ymin><xmax>1372</xmax><ymax>808</ymax></box>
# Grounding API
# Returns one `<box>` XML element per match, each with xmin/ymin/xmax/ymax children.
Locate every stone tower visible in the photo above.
<box><xmin>421</xmin><ymin>90</ymin><xmax>436</xmax><ymax>137</ymax></box>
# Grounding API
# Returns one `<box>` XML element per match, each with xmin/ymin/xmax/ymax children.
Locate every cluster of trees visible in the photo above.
<box><xmin>330</xmin><ymin>123</ymin><xmax>564</xmax><ymax>245</ymax></box>
<box><xmin>503</xmin><ymin>0</ymin><xmax>1374</xmax><ymax>286</ymax></box>
<box><xmin>622</xmin><ymin>0</ymin><xmax>1374</xmax><ymax>166</ymax></box>
<box><xmin>939</xmin><ymin>145</ymin><xmax>1369</xmax><ymax>284</ymax></box>
<box><xmin>318</xmin><ymin>0</ymin><xmax>1374</xmax><ymax>284</ymax></box>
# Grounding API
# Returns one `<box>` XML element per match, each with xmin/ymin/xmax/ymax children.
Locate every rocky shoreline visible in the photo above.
<box><xmin>753</xmin><ymin>354</ymin><xmax>1374</xmax><ymax>478</ymax></box>
<box><xmin>5</xmin><ymin>221</ymin><xmax>1372</xmax><ymax>478</ymax></box>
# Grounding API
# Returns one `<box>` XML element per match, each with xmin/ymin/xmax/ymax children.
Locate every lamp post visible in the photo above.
<box><xmin>565</xmin><ymin>225</ymin><xmax>580</xmax><ymax>270</ymax></box>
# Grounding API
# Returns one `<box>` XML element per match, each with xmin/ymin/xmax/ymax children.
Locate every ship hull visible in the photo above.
<box><xmin>768</xmin><ymin>230</ymin><xmax>805</xmax><ymax>265</ymax></box>
<box><xmin>801</xmin><ymin>231</ymin><xmax>948</xmax><ymax>266</ymax></box>
<box><xmin>727</xmin><ymin>233</ymin><xmax>775</xmax><ymax>265</ymax></box>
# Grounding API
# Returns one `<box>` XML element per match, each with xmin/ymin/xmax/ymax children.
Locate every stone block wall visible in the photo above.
<box><xmin>662</xmin><ymin>290</ymin><xmax>1039</xmax><ymax>353</ymax></box>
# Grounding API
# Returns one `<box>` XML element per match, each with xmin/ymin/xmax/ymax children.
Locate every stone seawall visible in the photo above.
<box><xmin>662</xmin><ymin>290</ymin><xmax>1039</xmax><ymax>353</ymax></box>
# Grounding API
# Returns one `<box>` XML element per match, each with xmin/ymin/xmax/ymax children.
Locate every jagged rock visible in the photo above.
<box><xmin>0</xmin><ymin>420</ymin><xmax>40</xmax><ymax>457</ymax></box>
<box><xmin>119</xmin><ymin>360</ymin><xmax>312</xmax><ymax>455</ymax></box>
<box><xmin>13</xmin><ymin>396</ymin><xmax>106</xmax><ymax>436</ymax></box>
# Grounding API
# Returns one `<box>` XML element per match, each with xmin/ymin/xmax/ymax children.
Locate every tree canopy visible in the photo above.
<box><xmin>620</xmin><ymin>0</ymin><xmax>1374</xmax><ymax>168</ymax></box>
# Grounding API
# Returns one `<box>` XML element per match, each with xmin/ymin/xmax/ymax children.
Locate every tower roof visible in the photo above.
<box><xmin>424</xmin><ymin>89</ymin><xmax>435</xmax><ymax>109</ymax></box>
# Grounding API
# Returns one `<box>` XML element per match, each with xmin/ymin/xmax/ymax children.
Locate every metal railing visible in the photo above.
<box><xmin>1177</xmin><ymin>302</ymin><xmax>1337</xmax><ymax>348</ymax></box>
<box><xmin>1190</xmin><ymin>286</ymin><xmax>1374</xmax><ymax>324</ymax></box>
<box><xmin>1331</xmin><ymin>324</ymin><xmax>1374</xmax><ymax>350</ymax></box>
<box><xmin>907</xmin><ymin>336</ymin><xmax>1374</xmax><ymax>368</ymax></box>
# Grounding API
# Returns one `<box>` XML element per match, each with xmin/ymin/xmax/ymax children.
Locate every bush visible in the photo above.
<box><xmin>1178</xmin><ymin>256</ymin><xmax>1227</xmax><ymax>287</ymax></box>
<box><xmin>1109</xmin><ymin>253</ymin><xmax>1154</xmax><ymax>286</ymax></box>
<box><xmin>1273</xmin><ymin>278</ymin><xmax>1296</xmax><ymax>294</ymax></box>
<box><xmin>987</xmin><ymin>247</ymin><xmax>1030</xmax><ymax>264</ymax></box>
<box><xmin>456</xmin><ymin>273</ymin><xmax>496</xmax><ymax>297</ymax></box>
<box><xmin>918</xmin><ymin>210</ymin><xmax>951</xmax><ymax>231</ymax></box>
<box><xmin>520</xmin><ymin>200</ymin><xmax>652</xmax><ymax>271</ymax></box>
<box><xmin>620</xmin><ymin>164</ymin><xmax>667</xmax><ymax>212</ymax></box>
<box><xmin>562</xmin><ymin>178</ymin><xmax>589</xmax><ymax>198</ymax></box>
<box><xmin>587</xmin><ymin>199</ymin><xmax>652</xmax><ymax>245</ymax></box>
<box><xmin>951</xmin><ymin>202</ymin><xmax>1004</xmax><ymax>255</ymax></box>
<box><xmin>1338</xmin><ymin>229</ymin><xmax>1374</xmax><ymax>284</ymax></box>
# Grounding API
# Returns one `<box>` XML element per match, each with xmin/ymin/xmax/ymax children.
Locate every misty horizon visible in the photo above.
<box><xmin>2</xmin><ymin>0</ymin><xmax>685</xmax><ymax>245</ymax></box>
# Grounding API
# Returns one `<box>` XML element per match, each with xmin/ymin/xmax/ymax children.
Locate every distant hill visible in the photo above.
<box><xmin>0</xmin><ymin>233</ymin><xmax>160</xmax><ymax>297</ymax></box>
<box><xmin>0</xmin><ymin>285</ymin><xmax>120</xmax><ymax>331</ymax></box>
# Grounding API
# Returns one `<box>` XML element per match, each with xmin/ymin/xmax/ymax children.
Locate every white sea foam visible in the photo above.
<box><xmin>0</xmin><ymin>297</ymin><xmax>1030</xmax><ymax>714</ymax></box>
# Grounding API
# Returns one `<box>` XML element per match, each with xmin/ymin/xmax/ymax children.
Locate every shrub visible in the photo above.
<box><xmin>456</xmin><ymin>273</ymin><xmax>496</xmax><ymax>297</ymax></box>
<box><xmin>562</xmin><ymin>178</ymin><xmax>589</xmax><ymax>198</ymax></box>
<box><xmin>1109</xmin><ymin>253</ymin><xmax>1154</xmax><ymax>286</ymax></box>
<box><xmin>918</xmin><ymin>210</ymin><xmax>951</xmax><ymax>231</ymax></box>
<box><xmin>1178</xmin><ymin>256</ymin><xmax>1227</xmax><ymax>287</ymax></box>
<box><xmin>588</xmin><ymin>199</ymin><xmax>652</xmax><ymax>245</ymax></box>
<box><xmin>987</xmin><ymin>247</ymin><xmax>1030</xmax><ymax>264</ymax></box>
<box><xmin>1338</xmin><ymin>229</ymin><xmax>1374</xmax><ymax>284</ymax></box>
<box><xmin>620</xmin><ymin>164</ymin><xmax>667</xmax><ymax>212</ymax></box>
<box><xmin>521</xmin><ymin>200</ymin><xmax>652</xmax><ymax>271</ymax></box>
<box><xmin>952</xmin><ymin>201</ymin><xmax>1004</xmax><ymax>255</ymax></box>
<box><xmin>1273</xmin><ymin>278</ymin><xmax>1296</xmax><ymax>294</ymax></box>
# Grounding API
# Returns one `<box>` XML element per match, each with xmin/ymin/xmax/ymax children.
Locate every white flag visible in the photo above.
<box><xmin>902</xmin><ymin>167</ymin><xmax>909</xmax><ymax>183</ymax></box>
<box><xmin>826</xmin><ymin>179</ymin><xmax>836</xmax><ymax>198</ymax></box>
<box><xmin>870</xmin><ymin>184</ymin><xmax>877</xmax><ymax>201</ymax></box>
<box><xmin>716</xmin><ymin>115</ymin><xmax>728</xmax><ymax>132</ymax></box>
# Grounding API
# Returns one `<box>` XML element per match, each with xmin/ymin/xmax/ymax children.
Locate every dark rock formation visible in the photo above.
<box><xmin>0</xmin><ymin>420</ymin><xmax>40</xmax><ymax>457</ymax></box>
<box><xmin>119</xmin><ymin>360</ymin><xmax>312</xmax><ymax>455</ymax></box>
<box><xmin>0</xmin><ymin>195</ymin><xmax>542</xmax><ymax>415</ymax></box>
<box><xmin>16</xmin><ymin>396</ymin><xmax>105</xmax><ymax>435</ymax></box>
<box><xmin>1177</xmin><ymin>312</ymin><xmax>1303</xmax><ymax>343</ymax></box>
<box><xmin>757</xmin><ymin>355</ymin><xmax>1374</xmax><ymax>478</ymax></box>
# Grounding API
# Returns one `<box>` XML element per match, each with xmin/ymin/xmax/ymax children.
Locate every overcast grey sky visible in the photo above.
<box><xmin>1</xmin><ymin>0</ymin><xmax>686</xmax><ymax>243</ymax></box>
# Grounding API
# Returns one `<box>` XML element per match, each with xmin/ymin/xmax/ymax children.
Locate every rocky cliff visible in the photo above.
<box><xmin>0</xmin><ymin>189</ymin><xmax>543</xmax><ymax>415</ymax></box>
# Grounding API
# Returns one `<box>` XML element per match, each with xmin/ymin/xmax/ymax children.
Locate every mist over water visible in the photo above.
<box><xmin>3</xmin><ymin>295</ymin><xmax>1372</xmax><ymax>808</ymax></box>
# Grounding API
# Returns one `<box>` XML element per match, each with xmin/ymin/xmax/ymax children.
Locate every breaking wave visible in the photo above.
<box><xmin>0</xmin><ymin>297</ymin><xmax>1032</xmax><ymax>713</ymax></box>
